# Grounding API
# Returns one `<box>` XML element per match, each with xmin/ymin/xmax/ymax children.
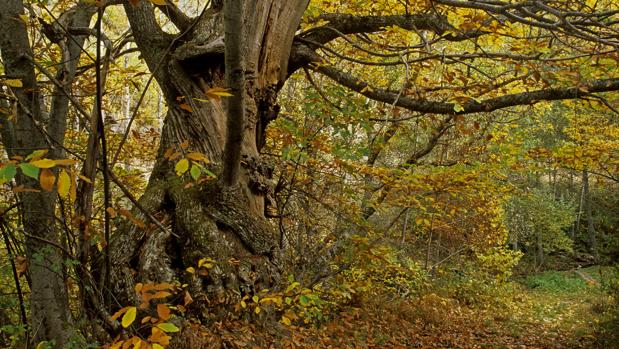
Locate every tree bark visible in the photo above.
<box><xmin>221</xmin><ymin>0</ymin><xmax>246</xmax><ymax>186</ymax></box>
<box><xmin>108</xmin><ymin>0</ymin><xmax>309</xmax><ymax>312</ymax></box>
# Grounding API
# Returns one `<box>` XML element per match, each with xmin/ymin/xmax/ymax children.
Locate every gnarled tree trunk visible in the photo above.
<box><xmin>109</xmin><ymin>0</ymin><xmax>308</xmax><ymax>315</ymax></box>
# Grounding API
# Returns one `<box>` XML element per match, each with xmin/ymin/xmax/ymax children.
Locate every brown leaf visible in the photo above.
<box><xmin>39</xmin><ymin>168</ymin><xmax>55</xmax><ymax>191</ymax></box>
<box><xmin>184</xmin><ymin>290</ymin><xmax>193</xmax><ymax>306</ymax></box>
<box><xmin>15</xmin><ymin>256</ymin><xmax>27</xmax><ymax>277</ymax></box>
<box><xmin>151</xmin><ymin>291</ymin><xmax>172</xmax><ymax>299</ymax></box>
<box><xmin>110</xmin><ymin>307</ymin><xmax>128</xmax><ymax>321</ymax></box>
<box><xmin>179</xmin><ymin>103</ymin><xmax>193</xmax><ymax>113</ymax></box>
<box><xmin>12</xmin><ymin>185</ymin><xmax>40</xmax><ymax>193</ymax></box>
<box><xmin>106</xmin><ymin>207</ymin><xmax>117</xmax><ymax>218</ymax></box>
<box><xmin>156</xmin><ymin>303</ymin><xmax>171</xmax><ymax>320</ymax></box>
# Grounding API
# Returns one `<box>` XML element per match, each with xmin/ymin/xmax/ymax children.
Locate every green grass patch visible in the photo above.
<box><xmin>520</xmin><ymin>270</ymin><xmax>591</xmax><ymax>293</ymax></box>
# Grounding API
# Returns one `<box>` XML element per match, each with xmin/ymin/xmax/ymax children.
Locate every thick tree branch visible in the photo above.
<box><xmin>296</xmin><ymin>48</ymin><xmax>619</xmax><ymax>115</ymax></box>
<box><xmin>155</xmin><ymin>2</ymin><xmax>192</xmax><ymax>32</ymax></box>
<box><xmin>221</xmin><ymin>0</ymin><xmax>246</xmax><ymax>186</ymax></box>
<box><xmin>123</xmin><ymin>0</ymin><xmax>174</xmax><ymax>81</ymax></box>
<box><xmin>300</xmin><ymin>12</ymin><xmax>481</xmax><ymax>47</ymax></box>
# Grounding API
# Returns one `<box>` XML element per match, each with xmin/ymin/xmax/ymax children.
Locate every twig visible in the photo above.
<box><xmin>0</xmin><ymin>221</ymin><xmax>27</xmax><ymax>324</ymax></box>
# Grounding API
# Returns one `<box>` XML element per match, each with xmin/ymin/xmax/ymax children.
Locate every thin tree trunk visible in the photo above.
<box><xmin>0</xmin><ymin>2</ymin><xmax>98</xmax><ymax>345</ymax></box>
<box><xmin>536</xmin><ymin>229</ymin><xmax>544</xmax><ymax>270</ymax></box>
<box><xmin>583</xmin><ymin>169</ymin><xmax>599</xmax><ymax>262</ymax></box>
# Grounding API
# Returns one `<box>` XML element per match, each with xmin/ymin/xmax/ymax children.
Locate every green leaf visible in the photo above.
<box><xmin>121</xmin><ymin>307</ymin><xmax>137</xmax><ymax>328</ymax></box>
<box><xmin>175</xmin><ymin>158</ymin><xmax>189</xmax><ymax>176</ymax></box>
<box><xmin>299</xmin><ymin>295</ymin><xmax>309</xmax><ymax>306</ymax></box>
<box><xmin>156</xmin><ymin>322</ymin><xmax>180</xmax><ymax>333</ymax></box>
<box><xmin>0</xmin><ymin>164</ymin><xmax>17</xmax><ymax>182</ymax></box>
<box><xmin>190</xmin><ymin>164</ymin><xmax>201</xmax><ymax>180</ymax></box>
<box><xmin>19</xmin><ymin>163</ymin><xmax>39</xmax><ymax>179</ymax></box>
<box><xmin>202</xmin><ymin>168</ymin><xmax>217</xmax><ymax>178</ymax></box>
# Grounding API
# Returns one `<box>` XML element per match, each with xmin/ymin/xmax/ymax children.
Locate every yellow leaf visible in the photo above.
<box><xmin>78</xmin><ymin>174</ymin><xmax>92</xmax><ymax>183</ymax></box>
<box><xmin>39</xmin><ymin>168</ymin><xmax>55</xmax><ymax>192</ymax></box>
<box><xmin>175</xmin><ymin>159</ymin><xmax>189</xmax><ymax>176</ymax></box>
<box><xmin>121</xmin><ymin>306</ymin><xmax>137</xmax><ymax>328</ymax></box>
<box><xmin>26</xmin><ymin>149</ymin><xmax>48</xmax><ymax>161</ymax></box>
<box><xmin>186</xmin><ymin>266</ymin><xmax>195</xmax><ymax>274</ymax></box>
<box><xmin>153</xmin><ymin>344</ymin><xmax>164</xmax><ymax>349</ymax></box>
<box><xmin>18</xmin><ymin>14</ymin><xmax>29</xmax><ymax>24</ymax></box>
<box><xmin>69</xmin><ymin>172</ymin><xmax>77</xmax><ymax>202</ymax></box>
<box><xmin>4</xmin><ymin>79</ymin><xmax>23</xmax><ymax>88</ymax></box>
<box><xmin>35</xmin><ymin>341</ymin><xmax>48</xmax><ymax>349</ymax></box>
<box><xmin>281</xmin><ymin>316</ymin><xmax>291</xmax><ymax>326</ymax></box>
<box><xmin>149</xmin><ymin>0</ymin><xmax>166</xmax><ymax>4</ymax></box>
<box><xmin>198</xmin><ymin>257</ymin><xmax>215</xmax><ymax>268</ymax></box>
<box><xmin>30</xmin><ymin>159</ymin><xmax>56</xmax><ymax>168</ymax></box>
<box><xmin>205</xmin><ymin>87</ymin><xmax>233</xmax><ymax>99</ymax></box>
<box><xmin>57</xmin><ymin>170</ymin><xmax>70</xmax><ymax>198</ymax></box>
<box><xmin>254</xmin><ymin>306</ymin><xmax>261</xmax><ymax>314</ymax></box>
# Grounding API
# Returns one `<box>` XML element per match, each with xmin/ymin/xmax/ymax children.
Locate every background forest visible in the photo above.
<box><xmin>0</xmin><ymin>0</ymin><xmax>618</xmax><ymax>348</ymax></box>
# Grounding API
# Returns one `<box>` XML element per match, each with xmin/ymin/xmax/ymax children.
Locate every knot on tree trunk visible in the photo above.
<box><xmin>241</xmin><ymin>154</ymin><xmax>274</xmax><ymax>195</ymax></box>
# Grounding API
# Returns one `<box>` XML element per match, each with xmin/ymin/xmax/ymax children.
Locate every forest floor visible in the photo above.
<box><xmin>189</xmin><ymin>266</ymin><xmax>618</xmax><ymax>349</ymax></box>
